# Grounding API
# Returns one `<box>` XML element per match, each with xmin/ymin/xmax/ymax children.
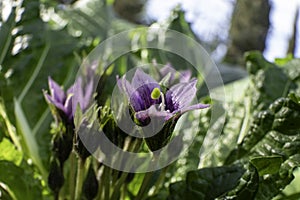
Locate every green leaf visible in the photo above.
<box><xmin>0</xmin><ymin>160</ymin><xmax>42</xmax><ymax>200</ymax></box>
<box><xmin>198</xmin><ymin>52</ymin><xmax>300</xmax><ymax>199</ymax></box>
<box><xmin>186</xmin><ymin>166</ymin><xmax>245</xmax><ymax>199</ymax></box>
<box><xmin>289</xmin><ymin>93</ymin><xmax>300</xmax><ymax>104</ymax></box>
<box><xmin>229</xmin><ymin>164</ymin><xmax>259</xmax><ymax>200</ymax></box>
<box><xmin>168</xmin><ymin>181</ymin><xmax>186</xmax><ymax>200</ymax></box>
<box><xmin>274</xmin><ymin>54</ymin><xmax>294</xmax><ymax>66</ymax></box>
<box><xmin>14</xmin><ymin>99</ymin><xmax>46</xmax><ymax>179</ymax></box>
<box><xmin>282</xmin><ymin>59</ymin><xmax>300</xmax><ymax>82</ymax></box>
<box><xmin>0</xmin><ymin>7</ymin><xmax>15</xmax><ymax>65</ymax></box>
<box><xmin>278</xmin><ymin>193</ymin><xmax>300</xmax><ymax>200</ymax></box>
<box><xmin>250</xmin><ymin>156</ymin><xmax>283</xmax><ymax>176</ymax></box>
<box><xmin>0</xmin><ymin>138</ymin><xmax>22</xmax><ymax>165</ymax></box>
<box><xmin>168</xmin><ymin>9</ymin><xmax>196</xmax><ymax>39</ymax></box>
<box><xmin>0</xmin><ymin>100</ymin><xmax>21</xmax><ymax>149</ymax></box>
<box><xmin>199</xmin><ymin>79</ymin><xmax>249</xmax><ymax>167</ymax></box>
<box><xmin>246</xmin><ymin>52</ymin><xmax>294</xmax><ymax>113</ymax></box>
<box><xmin>275</xmin><ymin>168</ymin><xmax>300</xmax><ymax>199</ymax></box>
<box><xmin>272</xmin><ymin>97</ymin><xmax>300</xmax><ymax>135</ymax></box>
<box><xmin>168</xmin><ymin>166</ymin><xmax>245</xmax><ymax>200</ymax></box>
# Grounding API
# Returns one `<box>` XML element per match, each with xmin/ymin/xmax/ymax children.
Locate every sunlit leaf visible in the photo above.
<box><xmin>250</xmin><ymin>156</ymin><xmax>283</xmax><ymax>176</ymax></box>
<box><xmin>14</xmin><ymin>99</ymin><xmax>46</xmax><ymax>179</ymax></box>
<box><xmin>0</xmin><ymin>138</ymin><xmax>22</xmax><ymax>165</ymax></box>
<box><xmin>0</xmin><ymin>160</ymin><xmax>42</xmax><ymax>200</ymax></box>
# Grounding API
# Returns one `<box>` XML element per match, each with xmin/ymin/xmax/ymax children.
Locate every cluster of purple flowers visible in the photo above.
<box><xmin>44</xmin><ymin>64</ymin><xmax>209</xmax><ymax>152</ymax></box>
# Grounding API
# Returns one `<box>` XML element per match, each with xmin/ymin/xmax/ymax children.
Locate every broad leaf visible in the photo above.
<box><xmin>250</xmin><ymin>156</ymin><xmax>283</xmax><ymax>176</ymax></box>
<box><xmin>168</xmin><ymin>165</ymin><xmax>245</xmax><ymax>200</ymax></box>
<box><xmin>0</xmin><ymin>161</ymin><xmax>42</xmax><ymax>200</ymax></box>
<box><xmin>0</xmin><ymin>138</ymin><xmax>22</xmax><ymax>165</ymax></box>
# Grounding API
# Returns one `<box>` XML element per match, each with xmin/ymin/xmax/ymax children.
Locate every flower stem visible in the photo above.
<box><xmin>152</xmin><ymin>166</ymin><xmax>169</xmax><ymax>194</ymax></box>
<box><xmin>96</xmin><ymin>165</ymin><xmax>104</xmax><ymax>199</ymax></box>
<box><xmin>135</xmin><ymin>171</ymin><xmax>155</xmax><ymax>200</ymax></box>
<box><xmin>135</xmin><ymin>151</ymin><xmax>160</xmax><ymax>200</ymax></box>
<box><xmin>103</xmin><ymin>166</ymin><xmax>111</xmax><ymax>200</ymax></box>
<box><xmin>74</xmin><ymin>158</ymin><xmax>85</xmax><ymax>200</ymax></box>
<box><xmin>110</xmin><ymin>172</ymin><xmax>128</xmax><ymax>200</ymax></box>
<box><xmin>54</xmin><ymin>192</ymin><xmax>59</xmax><ymax>200</ymax></box>
<box><xmin>69</xmin><ymin>152</ymin><xmax>76</xmax><ymax>200</ymax></box>
<box><xmin>98</xmin><ymin>165</ymin><xmax>112</xmax><ymax>200</ymax></box>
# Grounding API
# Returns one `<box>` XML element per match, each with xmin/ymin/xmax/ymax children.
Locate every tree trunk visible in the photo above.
<box><xmin>224</xmin><ymin>0</ymin><xmax>271</xmax><ymax>65</ymax></box>
<box><xmin>113</xmin><ymin>0</ymin><xmax>146</xmax><ymax>24</ymax></box>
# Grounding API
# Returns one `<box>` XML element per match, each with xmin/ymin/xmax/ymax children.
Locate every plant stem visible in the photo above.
<box><xmin>54</xmin><ymin>192</ymin><xmax>59</xmax><ymax>200</ymax></box>
<box><xmin>96</xmin><ymin>165</ymin><xmax>104</xmax><ymax>200</ymax></box>
<box><xmin>135</xmin><ymin>151</ymin><xmax>160</xmax><ymax>200</ymax></box>
<box><xmin>103</xmin><ymin>166</ymin><xmax>111</xmax><ymax>200</ymax></box>
<box><xmin>122</xmin><ymin>183</ymin><xmax>128</xmax><ymax>200</ymax></box>
<box><xmin>135</xmin><ymin>171</ymin><xmax>154</xmax><ymax>200</ymax></box>
<box><xmin>152</xmin><ymin>167</ymin><xmax>167</xmax><ymax>195</ymax></box>
<box><xmin>70</xmin><ymin>152</ymin><xmax>76</xmax><ymax>200</ymax></box>
<box><xmin>99</xmin><ymin>165</ymin><xmax>111</xmax><ymax>200</ymax></box>
<box><xmin>110</xmin><ymin>172</ymin><xmax>128</xmax><ymax>200</ymax></box>
<box><xmin>75</xmin><ymin>158</ymin><xmax>85</xmax><ymax>200</ymax></box>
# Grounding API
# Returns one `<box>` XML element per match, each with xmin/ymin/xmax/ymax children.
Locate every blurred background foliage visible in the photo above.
<box><xmin>0</xmin><ymin>0</ymin><xmax>300</xmax><ymax>199</ymax></box>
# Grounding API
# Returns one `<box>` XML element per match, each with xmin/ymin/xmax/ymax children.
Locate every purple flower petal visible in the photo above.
<box><xmin>117</xmin><ymin>75</ymin><xmax>145</xmax><ymax>111</ymax></box>
<box><xmin>159</xmin><ymin>63</ymin><xmax>176</xmax><ymax>85</ymax></box>
<box><xmin>44</xmin><ymin>93</ymin><xmax>68</xmax><ymax>114</ymax></box>
<box><xmin>135</xmin><ymin>105</ymin><xmax>173</xmax><ymax>124</ymax></box>
<box><xmin>82</xmin><ymin>78</ymin><xmax>94</xmax><ymax>110</ymax></box>
<box><xmin>129</xmin><ymin>91</ymin><xmax>145</xmax><ymax>112</ymax></box>
<box><xmin>120</xmin><ymin>69</ymin><xmax>161</xmax><ymax>112</ymax></box>
<box><xmin>66</xmin><ymin>83</ymin><xmax>76</xmax><ymax>117</ymax></box>
<box><xmin>131</xmin><ymin>83</ymin><xmax>161</xmax><ymax>112</ymax></box>
<box><xmin>165</xmin><ymin>78</ymin><xmax>198</xmax><ymax>112</ymax></box>
<box><xmin>159</xmin><ymin>64</ymin><xmax>192</xmax><ymax>85</ymax></box>
<box><xmin>132</xmin><ymin>68</ymin><xmax>159</xmax><ymax>89</ymax></box>
<box><xmin>133</xmin><ymin>70</ymin><xmax>160</xmax><ymax>106</ymax></box>
<box><xmin>179</xmin><ymin>70</ymin><xmax>191</xmax><ymax>83</ymax></box>
<box><xmin>46</xmin><ymin>72</ymin><xmax>95</xmax><ymax>122</ymax></box>
<box><xmin>75</xmin><ymin>77</ymin><xmax>84</xmax><ymax>109</ymax></box>
<box><xmin>117</xmin><ymin>75</ymin><xmax>135</xmax><ymax>98</ymax></box>
<box><xmin>48</xmin><ymin>77</ymin><xmax>66</xmax><ymax>103</ymax></box>
<box><xmin>66</xmin><ymin>77</ymin><xmax>93</xmax><ymax>118</ymax></box>
<box><xmin>64</xmin><ymin>94</ymin><xmax>73</xmax><ymax>120</ymax></box>
<box><xmin>178</xmin><ymin>103</ymin><xmax>210</xmax><ymax>114</ymax></box>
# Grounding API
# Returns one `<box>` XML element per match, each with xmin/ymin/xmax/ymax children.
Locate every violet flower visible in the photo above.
<box><xmin>118</xmin><ymin>68</ymin><xmax>209</xmax><ymax>126</ymax></box>
<box><xmin>159</xmin><ymin>63</ymin><xmax>192</xmax><ymax>85</ymax></box>
<box><xmin>44</xmin><ymin>76</ymin><xmax>93</xmax><ymax>122</ymax></box>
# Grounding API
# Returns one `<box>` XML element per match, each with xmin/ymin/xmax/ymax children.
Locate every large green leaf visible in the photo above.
<box><xmin>0</xmin><ymin>0</ymin><xmax>83</xmax><ymax>169</ymax></box>
<box><xmin>0</xmin><ymin>160</ymin><xmax>42</xmax><ymax>200</ymax></box>
<box><xmin>196</xmin><ymin>52</ymin><xmax>300</xmax><ymax>199</ymax></box>
<box><xmin>168</xmin><ymin>165</ymin><xmax>245</xmax><ymax>200</ymax></box>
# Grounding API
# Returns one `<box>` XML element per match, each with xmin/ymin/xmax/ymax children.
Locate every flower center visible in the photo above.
<box><xmin>151</xmin><ymin>87</ymin><xmax>161</xmax><ymax>99</ymax></box>
<box><xmin>151</xmin><ymin>87</ymin><xmax>166</xmax><ymax>111</ymax></box>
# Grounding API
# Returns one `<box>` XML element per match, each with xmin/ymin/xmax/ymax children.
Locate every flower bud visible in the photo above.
<box><xmin>83</xmin><ymin>166</ymin><xmax>98</xmax><ymax>200</ymax></box>
<box><xmin>48</xmin><ymin>158</ymin><xmax>64</xmax><ymax>193</ymax></box>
